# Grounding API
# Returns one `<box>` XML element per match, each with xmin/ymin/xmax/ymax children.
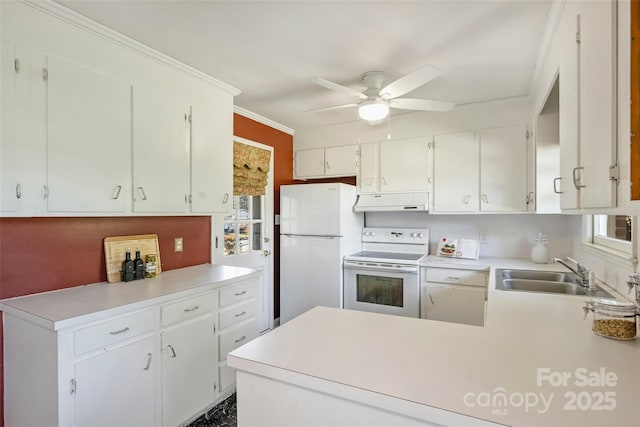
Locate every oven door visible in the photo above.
<box><xmin>343</xmin><ymin>261</ymin><xmax>420</xmax><ymax>318</ymax></box>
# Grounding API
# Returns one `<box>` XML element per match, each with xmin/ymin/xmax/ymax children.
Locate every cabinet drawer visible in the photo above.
<box><xmin>74</xmin><ymin>310</ymin><xmax>154</xmax><ymax>355</ymax></box>
<box><xmin>219</xmin><ymin>298</ymin><xmax>258</xmax><ymax>330</ymax></box>
<box><xmin>219</xmin><ymin>280</ymin><xmax>258</xmax><ymax>307</ymax></box>
<box><xmin>161</xmin><ymin>292</ymin><xmax>217</xmax><ymax>327</ymax></box>
<box><xmin>218</xmin><ymin>318</ymin><xmax>258</xmax><ymax>361</ymax></box>
<box><xmin>425</xmin><ymin>268</ymin><xmax>487</xmax><ymax>287</ymax></box>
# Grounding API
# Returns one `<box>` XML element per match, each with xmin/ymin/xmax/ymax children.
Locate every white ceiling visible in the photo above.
<box><xmin>56</xmin><ymin>0</ymin><xmax>553</xmax><ymax>132</ymax></box>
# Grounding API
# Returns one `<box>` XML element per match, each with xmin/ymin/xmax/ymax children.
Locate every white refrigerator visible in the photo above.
<box><xmin>279</xmin><ymin>183</ymin><xmax>363</xmax><ymax>324</ymax></box>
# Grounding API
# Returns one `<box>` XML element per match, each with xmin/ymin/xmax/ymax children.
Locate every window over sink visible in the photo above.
<box><xmin>589</xmin><ymin>215</ymin><xmax>634</xmax><ymax>256</ymax></box>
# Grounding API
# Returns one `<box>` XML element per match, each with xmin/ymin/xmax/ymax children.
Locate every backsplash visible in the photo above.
<box><xmin>365</xmin><ymin>212</ymin><xmax>579</xmax><ymax>259</ymax></box>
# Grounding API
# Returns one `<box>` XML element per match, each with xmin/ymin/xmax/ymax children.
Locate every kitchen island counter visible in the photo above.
<box><xmin>229</xmin><ymin>258</ymin><xmax>640</xmax><ymax>426</ymax></box>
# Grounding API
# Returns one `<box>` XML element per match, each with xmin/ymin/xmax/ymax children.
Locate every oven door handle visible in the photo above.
<box><xmin>343</xmin><ymin>261</ymin><xmax>419</xmax><ymax>274</ymax></box>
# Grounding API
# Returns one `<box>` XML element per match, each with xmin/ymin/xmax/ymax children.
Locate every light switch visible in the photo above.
<box><xmin>174</xmin><ymin>237</ymin><xmax>183</xmax><ymax>252</ymax></box>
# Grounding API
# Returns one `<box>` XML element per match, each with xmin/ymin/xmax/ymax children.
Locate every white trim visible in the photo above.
<box><xmin>22</xmin><ymin>0</ymin><xmax>241</xmax><ymax>96</ymax></box>
<box><xmin>529</xmin><ymin>0</ymin><xmax>566</xmax><ymax>96</ymax></box>
<box><xmin>234</xmin><ymin>106</ymin><xmax>295</xmax><ymax>135</ymax></box>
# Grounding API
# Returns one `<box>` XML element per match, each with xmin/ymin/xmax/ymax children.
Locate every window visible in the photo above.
<box><xmin>223</xmin><ymin>195</ymin><xmax>264</xmax><ymax>256</ymax></box>
<box><xmin>591</xmin><ymin>215</ymin><xmax>633</xmax><ymax>254</ymax></box>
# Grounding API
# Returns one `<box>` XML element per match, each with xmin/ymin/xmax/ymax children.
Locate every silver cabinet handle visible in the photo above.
<box><xmin>572</xmin><ymin>167</ymin><xmax>585</xmax><ymax>189</ymax></box>
<box><xmin>167</xmin><ymin>344</ymin><xmax>177</xmax><ymax>358</ymax></box>
<box><xmin>183</xmin><ymin>305</ymin><xmax>199</xmax><ymax>313</ymax></box>
<box><xmin>235</xmin><ymin>311</ymin><xmax>246</xmax><ymax>318</ymax></box>
<box><xmin>481</xmin><ymin>194</ymin><xmax>489</xmax><ymax>204</ymax></box>
<box><xmin>137</xmin><ymin>186</ymin><xmax>148</xmax><ymax>200</ymax></box>
<box><xmin>223</xmin><ymin>193</ymin><xmax>229</xmax><ymax>203</ymax></box>
<box><xmin>446</xmin><ymin>276</ymin><xmax>461</xmax><ymax>281</ymax></box>
<box><xmin>109</xmin><ymin>327</ymin><xmax>130</xmax><ymax>335</ymax></box>
<box><xmin>15</xmin><ymin>184</ymin><xmax>21</xmax><ymax>199</ymax></box>
<box><xmin>112</xmin><ymin>185</ymin><xmax>122</xmax><ymax>199</ymax></box>
<box><xmin>235</xmin><ymin>290</ymin><xmax>247</xmax><ymax>296</ymax></box>
<box><xmin>143</xmin><ymin>353</ymin><xmax>152</xmax><ymax>371</ymax></box>
<box><xmin>553</xmin><ymin>177</ymin><xmax>563</xmax><ymax>194</ymax></box>
<box><xmin>463</xmin><ymin>195</ymin><xmax>471</xmax><ymax>204</ymax></box>
<box><xmin>326</xmin><ymin>161</ymin><xmax>330</xmax><ymax>170</ymax></box>
<box><xmin>234</xmin><ymin>335</ymin><xmax>246</xmax><ymax>344</ymax></box>
<box><xmin>381</xmin><ymin>176</ymin><xmax>388</xmax><ymax>186</ymax></box>
<box><xmin>42</xmin><ymin>185</ymin><xmax>48</xmax><ymax>199</ymax></box>
<box><xmin>429</xmin><ymin>295</ymin><xmax>434</xmax><ymax>304</ymax></box>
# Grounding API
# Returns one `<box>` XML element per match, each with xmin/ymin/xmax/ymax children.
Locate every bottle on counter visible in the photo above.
<box><xmin>530</xmin><ymin>233</ymin><xmax>550</xmax><ymax>264</ymax></box>
<box><xmin>145</xmin><ymin>253</ymin><xmax>157</xmax><ymax>278</ymax></box>
<box><xmin>121</xmin><ymin>248</ymin><xmax>135</xmax><ymax>282</ymax></box>
<box><xmin>133</xmin><ymin>248</ymin><xmax>145</xmax><ymax>280</ymax></box>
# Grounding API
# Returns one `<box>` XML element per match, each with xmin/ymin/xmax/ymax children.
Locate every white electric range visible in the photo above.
<box><xmin>343</xmin><ymin>227</ymin><xmax>429</xmax><ymax>318</ymax></box>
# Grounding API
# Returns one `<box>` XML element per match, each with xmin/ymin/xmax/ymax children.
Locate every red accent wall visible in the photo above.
<box><xmin>233</xmin><ymin>113</ymin><xmax>295</xmax><ymax>320</ymax></box>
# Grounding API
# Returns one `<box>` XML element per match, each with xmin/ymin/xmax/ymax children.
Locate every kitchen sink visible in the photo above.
<box><xmin>495</xmin><ymin>269</ymin><xmax>614</xmax><ymax>298</ymax></box>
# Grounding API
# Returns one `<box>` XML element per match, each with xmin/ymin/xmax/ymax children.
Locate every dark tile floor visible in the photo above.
<box><xmin>188</xmin><ymin>393</ymin><xmax>237</xmax><ymax>427</ymax></box>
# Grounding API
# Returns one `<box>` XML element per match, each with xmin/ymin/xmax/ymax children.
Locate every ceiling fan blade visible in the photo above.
<box><xmin>302</xmin><ymin>103</ymin><xmax>358</xmax><ymax>113</ymax></box>
<box><xmin>389</xmin><ymin>98</ymin><xmax>455</xmax><ymax>112</ymax></box>
<box><xmin>310</xmin><ymin>77</ymin><xmax>368</xmax><ymax>100</ymax></box>
<box><xmin>379</xmin><ymin>65</ymin><xmax>442</xmax><ymax>99</ymax></box>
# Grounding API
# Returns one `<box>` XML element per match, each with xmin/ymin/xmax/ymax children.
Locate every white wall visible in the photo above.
<box><xmin>365</xmin><ymin>212</ymin><xmax>579</xmax><ymax>259</ymax></box>
<box><xmin>295</xmin><ymin>96</ymin><xmax>533</xmax><ymax>150</ymax></box>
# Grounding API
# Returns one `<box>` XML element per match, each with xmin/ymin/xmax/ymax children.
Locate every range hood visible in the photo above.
<box><xmin>354</xmin><ymin>192</ymin><xmax>430</xmax><ymax>212</ymax></box>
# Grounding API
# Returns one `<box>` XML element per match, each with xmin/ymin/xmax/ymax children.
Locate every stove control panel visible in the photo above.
<box><xmin>362</xmin><ymin>227</ymin><xmax>429</xmax><ymax>245</ymax></box>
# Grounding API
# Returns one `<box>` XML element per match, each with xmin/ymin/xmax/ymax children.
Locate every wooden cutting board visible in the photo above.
<box><xmin>104</xmin><ymin>234</ymin><xmax>162</xmax><ymax>282</ymax></box>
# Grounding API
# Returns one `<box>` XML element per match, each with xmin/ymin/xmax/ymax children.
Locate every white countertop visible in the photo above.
<box><xmin>0</xmin><ymin>264</ymin><xmax>260</xmax><ymax>330</ymax></box>
<box><xmin>229</xmin><ymin>257</ymin><xmax>640</xmax><ymax>426</ymax></box>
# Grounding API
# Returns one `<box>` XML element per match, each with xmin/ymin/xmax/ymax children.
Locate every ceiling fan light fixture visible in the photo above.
<box><xmin>358</xmin><ymin>99</ymin><xmax>389</xmax><ymax>122</ymax></box>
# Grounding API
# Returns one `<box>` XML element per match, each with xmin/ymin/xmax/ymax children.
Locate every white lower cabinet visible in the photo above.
<box><xmin>0</xmin><ymin>269</ymin><xmax>262</xmax><ymax>427</ymax></box>
<box><xmin>161</xmin><ymin>314</ymin><xmax>217</xmax><ymax>427</ymax></box>
<box><xmin>421</xmin><ymin>268</ymin><xmax>487</xmax><ymax>327</ymax></box>
<box><xmin>217</xmin><ymin>280</ymin><xmax>260</xmax><ymax>393</ymax></box>
<box><xmin>74</xmin><ymin>336</ymin><xmax>156</xmax><ymax>427</ymax></box>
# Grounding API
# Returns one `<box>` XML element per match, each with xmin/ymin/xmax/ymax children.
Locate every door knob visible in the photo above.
<box><xmin>263</xmin><ymin>250</ymin><xmax>272</xmax><ymax>257</ymax></box>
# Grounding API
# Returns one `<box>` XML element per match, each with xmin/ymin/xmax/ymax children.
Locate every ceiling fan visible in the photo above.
<box><xmin>306</xmin><ymin>64</ymin><xmax>455</xmax><ymax>122</ymax></box>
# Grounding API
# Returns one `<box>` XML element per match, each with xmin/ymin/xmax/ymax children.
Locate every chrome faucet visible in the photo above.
<box><xmin>552</xmin><ymin>257</ymin><xmax>591</xmax><ymax>288</ymax></box>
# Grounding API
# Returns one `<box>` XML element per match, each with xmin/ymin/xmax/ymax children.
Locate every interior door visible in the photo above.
<box><xmin>213</xmin><ymin>138</ymin><xmax>274</xmax><ymax>333</ymax></box>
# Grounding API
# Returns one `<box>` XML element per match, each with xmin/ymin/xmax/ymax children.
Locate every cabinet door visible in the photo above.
<box><xmin>357</xmin><ymin>142</ymin><xmax>378</xmax><ymax>193</ymax></box>
<box><xmin>432</xmin><ymin>132</ymin><xmax>478</xmax><ymax>212</ymax></box>
<box><xmin>74</xmin><ymin>337</ymin><xmax>155</xmax><ymax>427</ymax></box>
<box><xmin>379</xmin><ymin>138</ymin><xmax>431</xmax><ymax>192</ymax></box>
<box><xmin>294</xmin><ymin>148</ymin><xmax>325</xmax><ymax>178</ymax></box>
<box><xmin>190</xmin><ymin>100</ymin><xmax>233</xmax><ymax>213</ymax></box>
<box><xmin>133</xmin><ymin>87</ymin><xmax>190</xmax><ymax>213</ymax></box>
<box><xmin>1</xmin><ymin>40</ymin><xmax>19</xmax><ymax>213</ymax></box>
<box><xmin>324</xmin><ymin>145</ymin><xmax>357</xmax><ymax>176</ymax></box>
<box><xmin>422</xmin><ymin>283</ymin><xmax>485</xmax><ymax>326</ymax></box>
<box><xmin>480</xmin><ymin>126</ymin><xmax>527</xmax><ymax>212</ymax></box>
<box><xmin>578</xmin><ymin>0</ymin><xmax>616</xmax><ymax>208</ymax></box>
<box><xmin>47</xmin><ymin>56</ymin><xmax>131</xmax><ymax>212</ymax></box>
<box><xmin>162</xmin><ymin>314</ymin><xmax>217</xmax><ymax>427</ymax></box>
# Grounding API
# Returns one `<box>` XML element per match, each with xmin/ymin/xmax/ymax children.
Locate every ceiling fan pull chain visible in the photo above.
<box><xmin>387</xmin><ymin>113</ymin><xmax>392</xmax><ymax>140</ymax></box>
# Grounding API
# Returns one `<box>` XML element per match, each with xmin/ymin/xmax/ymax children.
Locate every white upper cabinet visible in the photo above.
<box><xmin>357</xmin><ymin>142</ymin><xmax>379</xmax><ymax>193</ymax></box>
<box><xmin>379</xmin><ymin>138</ymin><xmax>431</xmax><ymax>192</ymax></box>
<box><xmin>357</xmin><ymin>138</ymin><xmax>431</xmax><ymax>194</ymax></box>
<box><xmin>432</xmin><ymin>131</ymin><xmax>478</xmax><ymax>212</ymax></box>
<box><xmin>325</xmin><ymin>145</ymin><xmax>358</xmax><ymax>176</ymax></box>
<box><xmin>294</xmin><ymin>145</ymin><xmax>358</xmax><ymax>179</ymax></box>
<box><xmin>558</xmin><ymin>0</ymin><xmax>617</xmax><ymax>210</ymax></box>
<box><xmin>479</xmin><ymin>126</ymin><xmax>528</xmax><ymax>212</ymax></box>
<box><xmin>1</xmin><ymin>40</ymin><xmax>20</xmax><ymax>213</ymax></box>
<box><xmin>190</xmin><ymin>101</ymin><xmax>233</xmax><ymax>213</ymax></box>
<box><xmin>294</xmin><ymin>148</ymin><xmax>325</xmax><ymax>178</ymax></box>
<box><xmin>132</xmin><ymin>87</ymin><xmax>190</xmax><ymax>213</ymax></box>
<box><xmin>46</xmin><ymin>56</ymin><xmax>131</xmax><ymax>213</ymax></box>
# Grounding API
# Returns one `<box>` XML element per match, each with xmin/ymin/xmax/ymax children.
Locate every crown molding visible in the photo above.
<box><xmin>234</xmin><ymin>106</ymin><xmax>295</xmax><ymax>135</ymax></box>
<box><xmin>529</xmin><ymin>0</ymin><xmax>566</xmax><ymax>95</ymax></box>
<box><xmin>22</xmin><ymin>0</ymin><xmax>241</xmax><ymax>96</ymax></box>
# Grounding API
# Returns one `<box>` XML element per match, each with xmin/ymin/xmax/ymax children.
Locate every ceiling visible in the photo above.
<box><xmin>56</xmin><ymin>0</ymin><xmax>554</xmax><ymax>133</ymax></box>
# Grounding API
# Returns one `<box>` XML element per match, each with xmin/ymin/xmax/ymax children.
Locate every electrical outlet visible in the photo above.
<box><xmin>478</xmin><ymin>231</ymin><xmax>488</xmax><ymax>244</ymax></box>
<box><xmin>174</xmin><ymin>237</ymin><xmax>183</xmax><ymax>252</ymax></box>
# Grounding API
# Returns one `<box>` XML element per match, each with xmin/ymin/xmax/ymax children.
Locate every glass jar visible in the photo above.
<box><xmin>583</xmin><ymin>298</ymin><xmax>638</xmax><ymax>340</ymax></box>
